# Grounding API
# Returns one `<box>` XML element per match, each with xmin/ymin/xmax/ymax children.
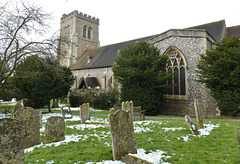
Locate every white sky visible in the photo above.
<box><xmin>3</xmin><ymin>0</ymin><xmax>240</xmax><ymax>46</ymax></box>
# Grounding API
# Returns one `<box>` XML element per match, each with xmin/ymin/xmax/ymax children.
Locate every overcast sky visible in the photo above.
<box><xmin>3</xmin><ymin>0</ymin><xmax>240</xmax><ymax>46</ymax></box>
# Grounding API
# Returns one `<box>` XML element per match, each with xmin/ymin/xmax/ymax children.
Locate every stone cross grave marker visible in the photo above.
<box><xmin>0</xmin><ymin>118</ymin><xmax>24</xmax><ymax>164</ymax></box>
<box><xmin>194</xmin><ymin>99</ymin><xmax>203</xmax><ymax>129</ymax></box>
<box><xmin>60</xmin><ymin>106</ymin><xmax>73</xmax><ymax>119</ymax></box>
<box><xmin>236</xmin><ymin>128</ymin><xmax>240</xmax><ymax>150</ymax></box>
<box><xmin>108</xmin><ymin>109</ymin><xmax>137</xmax><ymax>160</ymax></box>
<box><xmin>45</xmin><ymin>116</ymin><xmax>65</xmax><ymax>143</ymax></box>
<box><xmin>12</xmin><ymin>107</ymin><xmax>41</xmax><ymax>148</ymax></box>
<box><xmin>80</xmin><ymin>103</ymin><xmax>90</xmax><ymax>124</ymax></box>
<box><xmin>185</xmin><ymin>115</ymin><xmax>199</xmax><ymax>135</ymax></box>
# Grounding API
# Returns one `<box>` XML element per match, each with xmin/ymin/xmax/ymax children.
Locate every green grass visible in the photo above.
<box><xmin>0</xmin><ymin>104</ymin><xmax>14</xmax><ymax>113</ymax></box>
<box><xmin>24</xmin><ymin>112</ymin><xmax>240</xmax><ymax>164</ymax></box>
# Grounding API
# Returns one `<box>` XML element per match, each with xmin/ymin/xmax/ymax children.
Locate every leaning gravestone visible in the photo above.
<box><xmin>0</xmin><ymin>118</ymin><xmax>24</xmax><ymax>164</ymax></box>
<box><xmin>80</xmin><ymin>103</ymin><xmax>90</xmax><ymax>124</ymax></box>
<box><xmin>12</xmin><ymin>107</ymin><xmax>41</xmax><ymax>148</ymax></box>
<box><xmin>60</xmin><ymin>106</ymin><xmax>73</xmax><ymax>119</ymax></box>
<box><xmin>194</xmin><ymin>99</ymin><xmax>203</xmax><ymax>129</ymax></box>
<box><xmin>185</xmin><ymin>115</ymin><xmax>199</xmax><ymax>135</ymax></box>
<box><xmin>45</xmin><ymin>116</ymin><xmax>65</xmax><ymax>143</ymax></box>
<box><xmin>236</xmin><ymin>128</ymin><xmax>240</xmax><ymax>150</ymax></box>
<box><xmin>108</xmin><ymin>109</ymin><xmax>137</xmax><ymax>160</ymax></box>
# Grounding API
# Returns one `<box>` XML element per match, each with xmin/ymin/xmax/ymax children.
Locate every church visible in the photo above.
<box><xmin>59</xmin><ymin>10</ymin><xmax>240</xmax><ymax>117</ymax></box>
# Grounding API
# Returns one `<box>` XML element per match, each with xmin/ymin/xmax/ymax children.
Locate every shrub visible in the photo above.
<box><xmin>197</xmin><ymin>37</ymin><xmax>240</xmax><ymax>116</ymax></box>
<box><xmin>69</xmin><ymin>90</ymin><xmax>119</xmax><ymax>109</ymax></box>
<box><xmin>112</xmin><ymin>41</ymin><xmax>169</xmax><ymax>115</ymax></box>
<box><xmin>91</xmin><ymin>91</ymin><xmax>119</xmax><ymax>110</ymax></box>
<box><xmin>69</xmin><ymin>94</ymin><xmax>86</xmax><ymax>107</ymax></box>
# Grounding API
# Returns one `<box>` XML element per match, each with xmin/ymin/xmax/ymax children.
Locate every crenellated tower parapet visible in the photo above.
<box><xmin>61</xmin><ymin>10</ymin><xmax>99</xmax><ymax>24</ymax></box>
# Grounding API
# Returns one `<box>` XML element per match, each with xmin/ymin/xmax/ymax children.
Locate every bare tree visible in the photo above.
<box><xmin>0</xmin><ymin>0</ymin><xmax>56</xmax><ymax>88</ymax></box>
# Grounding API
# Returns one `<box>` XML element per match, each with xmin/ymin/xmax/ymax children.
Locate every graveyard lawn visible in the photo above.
<box><xmin>24</xmin><ymin>112</ymin><xmax>240</xmax><ymax>164</ymax></box>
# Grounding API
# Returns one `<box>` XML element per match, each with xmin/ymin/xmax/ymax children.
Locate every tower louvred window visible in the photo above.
<box><xmin>87</xmin><ymin>27</ymin><xmax>92</xmax><ymax>39</ymax></box>
<box><xmin>83</xmin><ymin>25</ymin><xmax>87</xmax><ymax>38</ymax></box>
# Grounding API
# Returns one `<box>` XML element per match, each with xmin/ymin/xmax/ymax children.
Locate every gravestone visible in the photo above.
<box><xmin>45</xmin><ymin>116</ymin><xmax>65</xmax><ymax>143</ymax></box>
<box><xmin>0</xmin><ymin>118</ymin><xmax>24</xmax><ymax>164</ymax></box>
<box><xmin>122</xmin><ymin>101</ymin><xmax>134</xmax><ymax>120</ymax></box>
<box><xmin>185</xmin><ymin>115</ymin><xmax>199</xmax><ymax>135</ymax></box>
<box><xmin>80</xmin><ymin>103</ymin><xmax>90</xmax><ymax>124</ymax></box>
<box><xmin>60</xmin><ymin>106</ymin><xmax>73</xmax><ymax>119</ymax></box>
<box><xmin>236</xmin><ymin>128</ymin><xmax>240</xmax><ymax>150</ymax></box>
<box><xmin>12</xmin><ymin>107</ymin><xmax>41</xmax><ymax>148</ymax></box>
<box><xmin>108</xmin><ymin>109</ymin><xmax>137</xmax><ymax>160</ymax></box>
<box><xmin>123</xmin><ymin>154</ymin><xmax>153</xmax><ymax>164</ymax></box>
<box><xmin>11</xmin><ymin>101</ymin><xmax>24</xmax><ymax>117</ymax></box>
<box><xmin>194</xmin><ymin>99</ymin><xmax>203</xmax><ymax>129</ymax></box>
<box><xmin>216</xmin><ymin>108</ymin><xmax>221</xmax><ymax>116</ymax></box>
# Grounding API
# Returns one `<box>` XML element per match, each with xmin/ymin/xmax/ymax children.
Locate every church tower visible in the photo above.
<box><xmin>60</xmin><ymin>10</ymin><xmax>99</xmax><ymax>67</ymax></box>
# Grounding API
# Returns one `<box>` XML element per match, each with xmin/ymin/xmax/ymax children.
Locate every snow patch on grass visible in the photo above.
<box><xmin>178</xmin><ymin>123</ymin><xmax>220</xmax><ymax>141</ymax></box>
<box><xmin>129</xmin><ymin>148</ymin><xmax>171</xmax><ymax>164</ymax></box>
<box><xmin>162</xmin><ymin>127</ymin><xmax>186</xmax><ymax>131</ymax></box>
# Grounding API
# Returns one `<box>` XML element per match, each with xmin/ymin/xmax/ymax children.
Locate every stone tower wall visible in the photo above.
<box><xmin>60</xmin><ymin>10</ymin><xmax>99</xmax><ymax>67</ymax></box>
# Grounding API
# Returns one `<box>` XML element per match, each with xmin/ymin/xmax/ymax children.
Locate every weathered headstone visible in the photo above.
<box><xmin>236</xmin><ymin>128</ymin><xmax>240</xmax><ymax>150</ymax></box>
<box><xmin>185</xmin><ymin>115</ymin><xmax>199</xmax><ymax>135</ymax></box>
<box><xmin>80</xmin><ymin>103</ymin><xmax>90</xmax><ymax>124</ymax></box>
<box><xmin>12</xmin><ymin>107</ymin><xmax>41</xmax><ymax>148</ymax></box>
<box><xmin>45</xmin><ymin>116</ymin><xmax>65</xmax><ymax>143</ymax></box>
<box><xmin>122</xmin><ymin>101</ymin><xmax>134</xmax><ymax>120</ymax></box>
<box><xmin>0</xmin><ymin>118</ymin><xmax>24</xmax><ymax>164</ymax></box>
<box><xmin>11</xmin><ymin>100</ymin><xmax>24</xmax><ymax>117</ymax></box>
<box><xmin>108</xmin><ymin>109</ymin><xmax>137</xmax><ymax>160</ymax></box>
<box><xmin>194</xmin><ymin>99</ymin><xmax>203</xmax><ymax>129</ymax></box>
<box><xmin>60</xmin><ymin>106</ymin><xmax>73</xmax><ymax>119</ymax></box>
<box><xmin>216</xmin><ymin>107</ymin><xmax>221</xmax><ymax>117</ymax></box>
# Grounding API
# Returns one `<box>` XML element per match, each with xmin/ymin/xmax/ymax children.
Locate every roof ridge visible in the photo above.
<box><xmin>186</xmin><ymin>19</ymin><xmax>226</xmax><ymax>29</ymax></box>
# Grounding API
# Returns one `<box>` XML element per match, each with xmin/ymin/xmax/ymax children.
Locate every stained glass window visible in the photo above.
<box><xmin>165</xmin><ymin>47</ymin><xmax>186</xmax><ymax>96</ymax></box>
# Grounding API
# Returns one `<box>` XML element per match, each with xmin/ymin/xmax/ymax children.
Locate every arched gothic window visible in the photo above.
<box><xmin>87</xmin><ymin>27</ymin><xmax>92</xmax><ymax>39</ymax></box>
<box><xmin>65</xmin><ymin>26</ymin><xmax>70</xmax><ymax>38</ymax></box>
<box><xmin>83</xmin><ymin>25</ymin><xmax>87</xmax><ymax>38</ymax></box>
<box><xmin>165</xmin><ymin>47</ymin><xmax>187</xmax><ymax>97</ymax></box>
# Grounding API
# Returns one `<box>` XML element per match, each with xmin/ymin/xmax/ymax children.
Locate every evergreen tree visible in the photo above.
<box><xmin>113</xmin><ymin>41</ymin><xmax>169</xmax><ymax>115</ymax></box>
<box><xmin>11</xmin><ymin>56</ymin><xmax>74</xmax><ymax>110</ymax></box>
<box><xmin>197</xmin><ymin>37</ymin><xmax>240</xmax><ymax>116</ymax></box>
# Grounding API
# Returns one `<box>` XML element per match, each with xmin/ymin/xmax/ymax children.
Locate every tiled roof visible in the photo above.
<box><xmin>226</xmin><ymin>25</ymin><xmax>240</xmax><ymax>38</ymax></box>
<box><xmin>70</xmin><ymin>35</ymin><xmax>155</xmax><ymax>70</ymax></box>
<box><xmin>187</xmin><ymin>20</ymin><xmax>226</xmax><ymax>42</ymax></box>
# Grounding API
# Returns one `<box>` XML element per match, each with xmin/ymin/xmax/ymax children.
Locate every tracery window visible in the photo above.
<box><xmin>165</xmin><ymin>47</ymin><xmax>186</xmax><ymax>97</ymax></box>
<box><xmin>83</xmin><ymin>25</ymin><xmax>87</xmax><ymax>38</ymax></box>
<box><xmin>87</xmin><ymin>27</ymin><xmax>92</xmax><ymax>39</ymax></box>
